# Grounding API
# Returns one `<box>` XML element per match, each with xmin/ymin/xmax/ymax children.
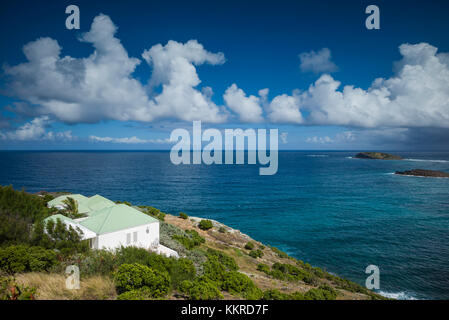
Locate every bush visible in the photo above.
<box><xmin>244</xmin><ymin>242</ymin><xmax>255</xmax><ymax>250</ymax></box>
<box><xmin>218</xmin><ymin>226</ymin><xmax>226</xmax><ymax>233</ymax></box>
<box><xmin>206</xmin><ymin>249</ymin><xmax>238</xmax><ymax>271</ymax></box>
<box><xmin>221</xmin><ymin>271</ymin><xmax>263</xmax><ymax>300</ymax></box>
<box><xmin>257</xmin><ymin>263</ymin><xmax>270</xmax><ymax>274</ymax></box>
<box><xmin>249</xmin><ymin>249</ymin><xmax>263</xmax><ymax>259</ymax></box>
<box><xmin>179</xmin><ymin>212</ymin><xmax>188</xmax><ymax>219</ymax></box>
<box><xmin>114</xmin><ymin>263</ymin><xmax>170</xmax><ymax>297</ymax></box>
<box><xmin>172</xmin><ymin>230</ymin><xmax>205</xmax><ymax>250</ymax></box>
<box><xmin>0</xmin><ymin>275</ymin><xmax>36</xmax><ymax>300</ymax></box>
<box><xmin>0</xmin><ymin>245</ymin><xmax>57</xmax><ymax>274</ymax></box>
<box><xmin>198</xmin><ymin>219</ymin><xmax>213</xmax><ymax>230</ymax></box>
<box><xmin>262</xmin><ymin>289</ymin><xmax>289</xmax><ymax>300</ymax></box>
<box><xmin>179</xmin><ymin>277</ymin><xmax>223</xmax><ymax>300</ymax></box>
<box><xmin>304</xmin><ymin>284</ymin><xmax>337</xmax><ymax>300</ymax></box>
<box><xmin>117</xmin><ymin>287</ymin><xmax>153</xmax><ymax>300</ymax></box>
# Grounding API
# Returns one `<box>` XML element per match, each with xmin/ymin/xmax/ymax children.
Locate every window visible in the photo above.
<box><xmin>133</xmin><ymin>231</ymin><xmax>138</xmax><ymax>243</ymax></box>
<box><xmin>126</xmin><ymin>233</ymin><xmax>131</xmax><ymax>245</ymax></box>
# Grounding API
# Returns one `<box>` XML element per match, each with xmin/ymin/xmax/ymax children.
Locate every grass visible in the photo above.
<box><xmin>16</xmin><ymin>272</ymin><xmax>117</xmax><ymax>300</ymax></box>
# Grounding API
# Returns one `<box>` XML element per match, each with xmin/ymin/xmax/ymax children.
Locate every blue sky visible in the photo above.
<box><xmin>1</xmin><ymin>0</ymin><xmax>449</xmax><ymax>150</ymax></box>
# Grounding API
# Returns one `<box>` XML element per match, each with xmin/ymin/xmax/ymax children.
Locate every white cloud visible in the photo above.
<box><xmin>0</xmin><ymin>116</ymin><xmax>73</xmax><ymax>141</ymax></box>
<box><xmin>266</xmin><ymin>92</ymin><xmax>304</xmax><ymax>124</ymax></box>
<box><xmin>306</xmin><ymin>136</ymin><xmax>334</xmax><ymax>144</ymax></box>
<box><xmin>298</xmin><ymin>43</ymin><xmax>449</xmax><ymax>128</ymax></box>
<box><xmin>4</xmin><ymin>15</ymin><xmax>227</xmax><ymax>124</ymax></box>
<box><xmin>89</xmin><ymin>135</ymin><xmax>171</xmax><ymax>144</ymax></box>
<box><xmin>223</xmin><ymin>84</ymin><xmax>264</xmax><ymax>122</ymax></box>
<box><xmin>3</xmin><ymin>13</ymin><xmax>449</xmax><ymax>134</ymax></box>
<box><xmin>299</xmin><ymin>48</ymin><xmax>338</xmax><ymax>73</ymax></box>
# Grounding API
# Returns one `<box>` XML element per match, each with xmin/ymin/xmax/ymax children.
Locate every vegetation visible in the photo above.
<box><xmin>179</xmin><ymin>212</ymin><xmax>188</xmax><ymax>219</ymax></box>
<box><xmin>249</xmin><ymin>249</ymin><xmax>263</xmax><ymax>259</ymax></box>
<box><xmin>0</xmin><ymin>245</ymin><xmax>57</xmax><ymax>274</ymax></box>
<box><xmin>198</xmin><ymin>219</ymin><xmax>213</xmax><ymax>230</ymax></box>
<box><xmin>244</xmin><ymin>241</ymin><xmax>255</xmax><ymax>250</ymax></box>
<box><xmin>218</xmin><ymin>226</ymin><xmax>227</xmax><ymax>233</ymax></box>
<box><xmin>114</xmin><ymin>263</ymin><xmax>170</xmax><ymax>297</ymax></box>
<box><xmin>172</xmin><ymin>229</ymin><xmax>205</xmax><ymax>250</ymax></box>
<box><xmin>0</xmin><ymin>274</ymin><xmax>36</xmax><ymax>300</ymax></box>
<box><xmin>0</xmin><ymin>185</ymin><xmax>385</xmax><ymax>300</ymax></box>
<box><xmin>179</xmin><ymin>277</ymin><xmax>223</xmax><ymax>300</ymax></box>
<box><xmin>61</xmin><ymin>197</ymin><xmax>84</xmax><ymax>219</ymax></box>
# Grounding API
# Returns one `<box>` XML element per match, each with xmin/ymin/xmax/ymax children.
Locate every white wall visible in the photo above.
<box><xmin>95</xmin><ymin>222</ymin><xmax>159</xmax><ymax>251</ymax></box>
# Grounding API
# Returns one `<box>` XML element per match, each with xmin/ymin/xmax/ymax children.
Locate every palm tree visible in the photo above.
<box><xmin>62</xmin><ymin>197</ymin><xmax>79</xmax><ymax>218</ymax></box>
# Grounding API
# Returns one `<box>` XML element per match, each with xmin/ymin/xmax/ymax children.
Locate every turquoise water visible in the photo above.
<box><xmin>1</xmin><ymin>150</ymin><xmax>448</xmax><ymax>299</ymax></box>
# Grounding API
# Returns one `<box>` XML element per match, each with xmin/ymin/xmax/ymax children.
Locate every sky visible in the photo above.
<box><xmin>0</xmin><ymin>0</ymin><xmax>448</xmax><ymax>150</ymax></box>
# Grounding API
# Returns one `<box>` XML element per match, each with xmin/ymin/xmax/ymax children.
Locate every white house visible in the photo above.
<box><xmin>45</xmin><ymin>194</ymin><xmax>178</xmax><ymax>258</ymax></box>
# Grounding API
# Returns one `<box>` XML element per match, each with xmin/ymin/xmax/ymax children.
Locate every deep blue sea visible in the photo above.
<box><xmin>1</xmin><ymin>150</ymin><xmax>448</xmax><ymax>299</ymax></box>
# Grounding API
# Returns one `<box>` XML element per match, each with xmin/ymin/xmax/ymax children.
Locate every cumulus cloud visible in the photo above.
<box><xmin>306</xmin><ymin>131</ymin><xmax>354</xmax><ymax>144</ymax></box>
<box><xmin>299</xmin><ymin>48</ymin><xmax>338</xmax><ymax>74</ymax></box>
<box><xmin>0</xmin><ymin>116</ymin><xmax>73</xmax><ymax>141</ymax></box>
<box><xmin>223</xmin><ymin>84</ymin><xmax>264</xmax><ymax>122</ymax></box>
<box><xmin>298</xmin><ymin>43</ymin><xmax>449</xmax><ymax>128</ymax></box>
<box><xmin>265</xmin><ymin>91</ymin><xmax>304</xmax><ymax>124</ymax></box>
<box><xmin>2</xmin><ymin>12</ymin><xmax>449</xmax><ymax>142</ymax></box>
<box><xmin>89</xmin><ymin>135</ymin><xmax>171</xmax><ymax>144</ymax></box>
<box><xmin>3</xmin><ymin>14</ymin><xmax>227</xmax><ymax>124</ymax></box>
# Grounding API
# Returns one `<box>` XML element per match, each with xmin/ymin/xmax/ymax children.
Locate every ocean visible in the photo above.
<box><xmin>1</xmin><ymin>150</ymin><xmax>448</xmax><ymax>299</ymax></box>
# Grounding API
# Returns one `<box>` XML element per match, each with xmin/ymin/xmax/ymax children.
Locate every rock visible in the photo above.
<box><xmin>355</xmin><ymin>152</ymin><xmax>402</xmax><ymax>160</ymax></box>
<box><xmin>394</xmin><ymin>169</ymin><xmax>449</xmax><ymax>178</ymax></box>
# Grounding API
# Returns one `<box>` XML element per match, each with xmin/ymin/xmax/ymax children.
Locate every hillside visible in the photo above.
<box><xmin>0</xmin><ymin>186</ymin><xmax>384</xmax><ymax>300</ymax></box>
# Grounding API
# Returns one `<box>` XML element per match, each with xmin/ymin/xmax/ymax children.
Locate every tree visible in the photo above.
<box><xmin>62</xmin><ymin>197</ymin><xmax>81</xmax><ymax>218</ymax></box>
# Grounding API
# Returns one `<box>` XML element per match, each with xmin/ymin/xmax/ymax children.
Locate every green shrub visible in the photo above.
<box><xmin>244</xmin><ymin>242</ymin><xmax>255</xmax><ymax>250</ymax></box>
<box><xmin>203</xmin><ymin>256</ymin><xmax>227</xmax><ymax>283</ymax></box>
<box><xmin>114</xmin><ymin>263</ymin><xmax>170</xmax><ymax>297</ymax></box>
<box><xmin>0</xmin><ymin>245</ymin><xmax>57</xmax><ymax>274</ymax></box>
<box><xmin>304</xmin><ymin>284</ymin><xmax>337</xmax><ymax>300</ymax></box>
<box><xmin>262</xmin><ymin>289</ymin><xmax>290</xmax><ymax>300</ymax></box>
<box><xmin>179</xmin><ymin>212</ymin><xmax>188</xmax><ymax>219</ymax></box>
<box><xmin>179</xmin><ymin>277</ymin><xmax>223</xmax><ymax>300</ymax></box>
<box><xmin>221</xmin><ymin>271</ymin><xmax>263</xmax><ymax>300</ymax></box>
<box><xmin>257</xmin><ymin>263</ymin><xmax>270</xmax><ymax>274</ymax></box>
<box><xmin>117</xmin><ymin>287</ymin><xmax>152</xmax><ymax>300</ymax></box>
<box><xmin>172</xmin><ymin>230</ymin><xmax>205</xmax><ymax>250</ymax></box>
<box><xmin>206</xmin><ymin>249</ymin><xmax>238</xmax><ymax>271</ymax></box>
<box><xmin>198</xmin><ymin>219</ymin><xmax>213</xmax><ymax>230</ymax></box>
<box><xmin>249</xmin><ymin>249</ymin><xmax>263</xmax><ymax>259</ymax></box>
<box><xmin>218</xmin><ymin>226</ymin><xmax>227</xmax><ymax>233</ymax></box>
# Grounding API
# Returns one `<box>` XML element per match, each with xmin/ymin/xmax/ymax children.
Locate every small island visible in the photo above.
<box><xmin>354</xmin><ymin>152</ymin><xmax>403</xmax><ymax>160</ymax></box>
<box><xmin>395</xmin><ymin>169</ymin><xmax>449</xmax><ymax>178</ymax></box>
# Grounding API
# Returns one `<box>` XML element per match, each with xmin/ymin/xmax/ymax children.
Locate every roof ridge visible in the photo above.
<box><xmin>96</xmin><ymin>206</ymin><xmax>114</xmax><ymax>234</ymax></box>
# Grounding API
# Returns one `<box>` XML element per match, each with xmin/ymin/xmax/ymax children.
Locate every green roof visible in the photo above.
<box><xmin>44</xmin><ymin>213</ymin><xmax>77</xmax><ymax>225</ymax></box>
<box><xmin>47</xmin><ymin>193</ymin><xmax>115</xmax><ymax>215</ymax></box>
<box><xmin>84</xmin><ymin>195</ymin><xmax>116</xmax><ymax>213</ymax></box>
<box><xmin>48</xmin><ymin>194</ymin><xmax>89</xmax><ymax>213</ymax></box>
<box><xmin>79</xmin><ymin>204</ymin><xmax>158</xmax><ymax>235</ymax></box>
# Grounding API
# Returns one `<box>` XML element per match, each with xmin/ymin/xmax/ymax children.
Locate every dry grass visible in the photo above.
<box><xmin>16</xmin><ymin>273</ymin><xmax>117</xmax><ymax>300</ymax></box>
